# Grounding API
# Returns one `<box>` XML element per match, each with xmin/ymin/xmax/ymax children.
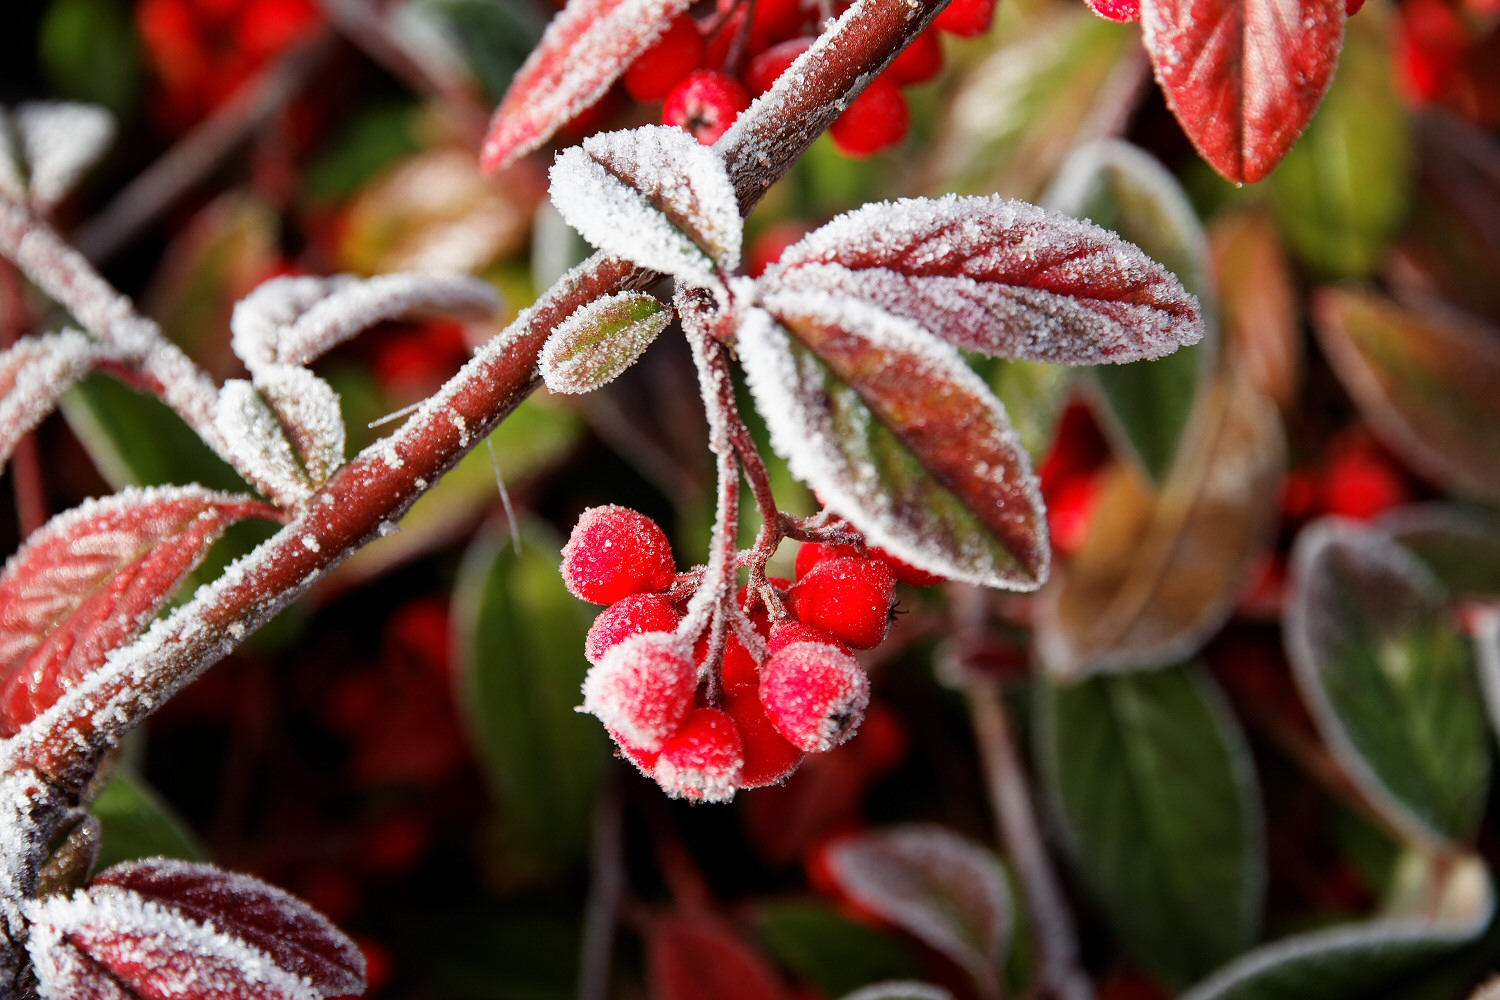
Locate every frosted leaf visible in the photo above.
<box><xmin>480</xmin><ymin>0</ymin><xmax>694</xmax><ymax>172</ymax></box>
<box><xmin>761</xmin><ymin>194</ymin><xmax>1202</xmax><ymax>364</ymax></box>
<box><xmin>540</xmin><ymin>290</ymin><xmax>669</xmax><ymax>393</ymax></box>
<box><xmin>214</xmin><ymin>380</ymin><xmax>314</xmax><ymax>506</ymax></box>
<box><xmin>825</xmin><ymin>825</ymin><xmax>1011</xmax><ymax>998</ymax></box>
<box><xmin>13</xmin><ymin>102</ymin><xmax>116</xmax><ymax>209</ymax></box>
<box><xmin>551</xmin><ymin>127</ymin><xmax>740</xmax><ymax>286</ymax></box>
<box><xmin>738</xmin><ymin>291</ymin><xmax>1048</xmax><ymax>590</ymax></box>
<box><xmin>231</xmin><ymin>272</ymin><xmax>499</xmax><ymax>371</ymax></box>
<box><xmin>0</xmin><ymin>486</ymin><xmax>266</xmax><ymax>739</ymax></box>
<box><xmin>26</xmin><ymin>859</ymin><xmax>364</xmax><ymax>999</ymax></box>
<box><xmin>839</xmin><ymin>983</ymin><xmax>956</xmax><ymax>1000</ymax></box>
<box><xmin>0</xmin><ymin>329</ymin><xmax>99</xmax><ymax>473</ymax></box>
<box><xmin>257</xmin><ymin>365</ymin><xmax>346</xmax><ymax>487</ymax></box>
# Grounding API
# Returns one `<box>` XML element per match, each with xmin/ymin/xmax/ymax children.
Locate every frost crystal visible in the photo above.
<box><xmin>0</xmin><ymin>329</ymin><xmax>100</xmax><ymax>472</ymax></box>
<box><xmin>540</xmin><ymin>290</ymin><xmax>670</xmax><ymax>393</ymax></box>
<box><xmin>550</xmin><ymin>126</ymin><xmax>741</xmax><ymax>287</ymax></box>
<box><xmin>257</xmin><ymin>365</ymin><xmax>347</xmax><ymax>487</ymax></box>
<box><xmin>762</xmin><ymin>194</ymin><xmax>1202</xmax><ymax>364</ymax></box>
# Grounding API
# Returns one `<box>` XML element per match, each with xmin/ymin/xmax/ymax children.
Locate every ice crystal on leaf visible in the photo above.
<box><xmin>256</xmin><ymin>366</ymin><xmax>347</xmax><ymax>487</ymax></box>
<box><xmin>761</xmin><ymin>195</ymin><xmax>1202</xmax><ymax>364</ymax></box>
<box><xmin>540</xmin><ymin>290</ymin><xmax>671</xmax><ymax>393</ymax></box>
<box><xmin>215</xmin><ymin>380</ymin><xmax>317</xmax><ymax>505</ymax></box>
<box><xmin>550</xmin><ymin>126</ymin><xmax>742</xmax><ymax>286</ymax></box>
<box><xmin>0</xmin><ymin>329</ymin><xmax>100</xmax><ymax>473</ymax></box>
<box><xmin>480</xmin><ymin>0</ymin><xmax>694</xmax><ymax>171</ymax></box>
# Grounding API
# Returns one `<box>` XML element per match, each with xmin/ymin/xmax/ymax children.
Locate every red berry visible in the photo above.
<box><xmin>1085</xmin><ymin>0</ymin><xmax>1140</xmax><ymax>21</ymax></box>
<box><xmin>886</xmin><ymin>30</ymin><xmax>944</xmax><ymax>84</ymax></box>
<box><xmin>581</xmin><ymin>633</ymin><xmax>697</xmax><ymax>750</ymax></box>
<box><xmin>561</xmin><ymin>505</ymin><xmax>676</xmax><ymax>605</ymax></box>
<box><xmin>724</xmin><ymin>685</ymin><xmax>804</xmax><ymax>787</ymax></box>
<box><xmin>759</xmin><ymin>641</ymin><xmax>870</xmax><ymax>752</ymax></box>
<box><xmin>625</xmin><ymin>14</ymin><xmax>706</xmax><ymax>101</ymax></box>
<box><xmin>794</xmin><ymin>541</ymin><xmax>859</xmax><ymax>581</ymax></box>
<box><xmin>663</xmin><ymin>70</ymin><xmax>750</xmax><ymax>145</ymax></box>
<box><xmin>829</xmin><ymin>78</ymin><xmax>909</xmax><ymax>157</ymax></box>
<box><xmin>654</xmin><ymin>707</ymin><xmax>745</xmax><ymax>802</ymax></box>
<box><xmin>747</xmin><ymin>37</ymin><xmax>815</xmax><ymax>95</ymax></box>
<box><xmin>1046</xmin><ymin>473</ymin><xmax>1099</xmax><ymax>558</ymax></box>
<box><xmin>747</xmin><ymin>221</ymin><xmax>811</xmax><ymax>276</ymax></box>
<box><xmin>586</xmin><ymin>594</ymin><xmax>682</xmax><ymax>664</ymax></box>
<box><xmin>934</xmin><ymin>0</ymin><xmax>997</xmax><ymax>35</ymax></box>
<box><xmin>1398</xmin><ymin>0</ymin><xmax>1469</xmax><ymax>102</ymax></box>
<box><xmin>786</xmin><ymin>556</ymin><xmax>896</xmax><ymax>650</ymax></box>
<box><xmin>720</xmin><ymin>632</ymin><xmax>761</xmax><ymax>692</ymax></box>
<box><xmin>1322</xmin><ymin>453</ymin><xmax>1409</xmax><ymax>520</ymax></box>
<box><xmin>870</xmin><ymin>547</ymin><xmax>945</xmax><ymax>587</ymax></box>
<box><xmin>767</xmin><ymin>620</ymin><xmax>847</xmax><ymax>656</ymax></box>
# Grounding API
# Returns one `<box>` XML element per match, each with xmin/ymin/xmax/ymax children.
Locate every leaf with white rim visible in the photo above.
<box><xmin>762</xmin><ymin>194</ymin><xmax>1203</xmax><ymax>366</ymax></box>
<box><xmin>550</xmin><ymin>126</ymin><xmax>741</xmax><ymax>285</ymax></box>
<box><xmin>823</xmin><ymin>825</ymin><xmax>1011</xmax><ymax>1000</ymax></box>
<box><xmin>1377</xmin><ymin>503</ymin><xmax>1500</xmax><ymax>599</ymax></box>
<box><xmin>540</xmin><ymin>290</ymin><xmax>670</xmax><ymax>393</ymax></box>
<box><xmin>1284</xmin><ymin>517</ymin><xmax>1490</xmax><ymax>847</ymax></box>
<box><xmin>12</xmin><ymin>102</ymin><xmax>116</xmax><ymax>208</ymax></box>
<box><xmin>738</xmin><ymin>291</ymin><xmax>1047</xmax><ymax>590</ymax></box>
<box><xmin>214</xmin><ymin>379</ymin><xmax>315</xmax><ymax>505</ymax></box>
<box><xmin>256</xmin><ymin>364</ymin><xmax>347</xmax><ymax>487</ymax></box>
<box><xmin>838</xmin><ymin>984</ymin><xmax>955</xmax><ymax>1000</ymax></box>
<box><xmin>0</xmin><ymin>329</ymin><xmax>100</xmax><ymax>473</ymax></box>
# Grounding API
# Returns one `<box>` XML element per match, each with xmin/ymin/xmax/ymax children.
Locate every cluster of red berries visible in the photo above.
<box><xmin>622</xmin><ymin>0</ymin><xmax>997</xmax><ymax>155</ymax></box>
<box><xmin>559</xmin><ymin>505</ymin><xmax>939</xmax><ymax>802</ymax></box>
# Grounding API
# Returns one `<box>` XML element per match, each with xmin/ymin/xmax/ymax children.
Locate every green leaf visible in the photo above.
<box><xmin>90</xmin><ymin>772</ymin><xmax>207</xmax><ymax>870</ymax></box>
<box><xmin>1046</xmin><ymin>140</ymin><xmax>1216</xmax><ymax>483</ymax></box>
<box><xmin>1379</xmin><ymin>504</ymin><xmax>1500</xmax><ymax>599</ymax></box>
<box><xmin>1285</xmin><ymin>519</ymin><xmax>1490</xmax><ymax>847</ymax></box>
<box><xmin>1035</xmin><ymin>665</ymin><xmax>1264</xmax><ymax>986</ymax></box>
<box><xmin>452</xmin><ymin>518</ymin><xmax>606</xmax><ymax>874</ymax></box>
<box><xmin>990</xmin><ymin>360</ymin><xmax>1069</xmax><ymax>461</ymax></box>
<box><xmin>1269</xmin><ymin>4</ymin><xmax>1412</xmax><ymax>280</ymax></box>
<box><xmin>539</xmin><ymin>291</ymin><xmax>669</xmax><ymax>394</ymax></box>
<box><xmin>754</xmin><ymin>902</ymin><xmax>925</xmax><ymax>998</ymax></box>
<box><xmin>928</xmin><ymin>8</ymin><xmax>1141</xmax><ymax>202</ymax></box>
<box><xmin>1313</xmin><ymin>290</ymin><xmax>1500</xmax><ymax>507</ymax></box>
<box><xmin>39</xmin><ymin>0</ymin><xmax>142</xmax><ymax>116</ymax></box>
<box><xmin>1181</xmin><ymin>855</ymin><xmax>1494</xmax><ymax>1000</ymax></box>
<box><xmin>409</xmin><ymin>0</ymin><xmax>545</xmax><ymax>103</ymax></box>
<box><xmin>738</xmin><ymin>294</ymin><xmax>1046</xmax><ymax>590</ymax></box>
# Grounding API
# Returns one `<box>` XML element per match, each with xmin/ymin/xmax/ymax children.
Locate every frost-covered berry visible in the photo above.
<box><xmin>760</xmin><ymin>642</ymin><xmax>870</xmax><ymax>752</ymax></box>
<box><xmin>786</xmin><ymin>556</ymin><xmax>896</xmax><ymax>650</ymax></box>
<box><xmin>724</xmin><ymin>685</ymin><xmax>804</xmax><ymax>787</ymax></box>
<box><xmin>1085</xmin><ymin>0</ymin><xmax>1140</xmax><ymax>20</ymax></box>
<box><xmin>586</xmin><ymin>593</ymin><xmax>682</xmax><ymax>664</ymax></box>
<box><xmin>654</xmin><ymin>708</ymin><xmax>745</xmax><ymax>802</ymax></box>
<box><xmin>625</xmin><ymin>13</ymin><xmax>705</xmax><ymax>100</ymax></box>
<box><xmin>561</xmin><ymin>505</ymin><xmax>676</xmax><ymax>605</ymax></box>
<box><xmin>793</xmin><ymin>541</ymin><xmax>858</xmax><ymax>581</ymax></box>
<box><xmin>663</xmin><ymin>70</ymin><xmax>750</xmax><ymax>145</ymax></box>
<box><xmin>829</xmin><ymin>78</ymin><xmax>909</xmax><ymax>157</ymax></box>
<box><xmin>886</xmin><ymin>29</ymin><xmax>944</xmax><ymax>84</ymax></box>
<box><xmin>747</xmin><ymin>36</ymin><xmax>814</xmax><ymax>95</ymax></box>
<box><xmin>608</xmin><ymin>728</ymin><xmax>661</xmax><ymax>776</ymax></box>
<box><xmin>766</xmin><ymin>619</ymin><xmax>847</xmax><ymax>656</ymax></box>
<box><xmin>719</xmin><ymin>632</ymin><xmax>761</xmax><ymax>692</ymax></box>
<box><xmin>580</xmin><ymin>632</ymin><xmax>697</xmax><ymax>750</ymax></box>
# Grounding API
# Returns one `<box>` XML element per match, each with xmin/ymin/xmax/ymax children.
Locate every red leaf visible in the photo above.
<box><xmin>25</xmin><ymin>859</ymin><xmax>365</xmax><ymax>1000</ymax></box>
<box><xmin>480</xmin><ymin>0</ymin><xmax>694</xmax><ymax>173</ymax></box>
<box><xmin>1139</xmin><ymin>0</ymin><xmax>1346</xmax><ymax>183</ymax></box>
<box><xmin>0</xmin><ymin>487</ymin><xmax>271</xmax><ymax>738</ymax></box>
<box><xmin>647</xmin><ymin>914</ymin><xmax>792</xmax><ymax>1000</ymax></box>
<box><xmin>763</xmin><ymin>196</ymin><xmax>1202</xmax><ymax>365</ymax></box>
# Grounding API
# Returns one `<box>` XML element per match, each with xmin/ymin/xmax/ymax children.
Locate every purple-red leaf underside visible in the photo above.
<box><xmin>763</xmin><ymin>195</ymin><xmax>1202</xmax><ymax>365</ymax></box>
<box><xmin>0</xmin><ymin>486</ymin><xmax>271</xmax><ymax>738</ymax></box>
<box><xmin>480</xmin><ymin>0</ymin><xmax>693</xmax><ymax>172</ymax></box>
<box><xmin>1139</xmin><ymin>0</ymin><xmax>1345</xmax><ymax>184</ymax></box>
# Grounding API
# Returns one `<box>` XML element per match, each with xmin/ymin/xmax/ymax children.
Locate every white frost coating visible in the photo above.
<box><xmin>0</xmin><ymin>329</ymin><xmax>100</xmax><ymax>472</ymax></box>
<box><xmin>214</xmin><ymin>379</ymin><xmax>314</xmax><ymax>506</ymax></box>
<box><xmin>736</xmin><ymin>293</ymin><xmax>1048</xmax><ymax>590</ymax></box>
<box><xmin>14</xmin><ymin>102</ymin><xmax>116</xmax><ymax>209</ymax></box>
<box><xmin>231</xmin><ymin>272</ymin><xmax>499</xmax><ymax>370</ymax></box>
<box><xmin>539</xmin><ymin>290</ymin><xmax>670</xmax><ymax>393</ymax></box>
<box><xmin>26</xmin><ymin>886</ymin><xmax>324</xmax><ymax>1000</ymax></box>
<box><xmin>257</xmin><ymin>365</ymin><xmax>346</xmax><ymax>487</ymax></box>
<box><xmin>551</xmin><ymin>128</ymin><xmax>738</xmax><ymax>287</ymax></box>
<box><xmin>1284</xmin><ymin>518</ymin><xmax>1464</xmax><ymax>851</ymax></box>
<box><xmin>829</xmin><ymin>825</ymin><xmax>1012</xmax><ymax>984</ymax></box>
<box><xmin>839</xmin><ymin>982</ymin><xmax>956</xmax><ymax>1000</ymax></box>
<box><xmin>760</xmin><ymin>193</ymin><xmax>1203</xmax><ymax>364</ymax></box>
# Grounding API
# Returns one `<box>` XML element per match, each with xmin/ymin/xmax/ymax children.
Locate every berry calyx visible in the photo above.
<box><xmin>663</xmin><ymin>70</ymin><xmax>751</xmax><ymax>145</ymax></box>
<box><xmin>829</xmin><ymin>78</ymin><xmax>909</xmax><ymax>157</ymax></box>
<box><xmin>580</xmin><ymin>632</ymin><xmax>697</xmax><ymax>750</ymax></box>
<box><xmin>561</xmin><ymin>505</ymin><xmax>677</xmax><ymax>605</ymax></box>
<box><xmin>786</xmin><ymin>556</ymin><xmax>896</xmax><ymax>650</ymax></box>
<box><xmin>654</xmin><ymin>708</ymin><xmax>745</xmax><ymax>802</ymax></box>
<box><xmin>724</xmin><ymin>686</ymin><xmax>804</xmax><ymax>787</ymax></box>
<box><xmin>585</xmin><ymin>593</ymin><xmax>682</xmax><ymax>664</ymax></box>
<box><xmin>759</xmin><ymin>642</ymin><xmax>870</xmax><ymax>752</ymax></box>
<box><xmin>624</xmin><ymin>14</ymin><xmax>706</xmax><ymax>101</ymax></box>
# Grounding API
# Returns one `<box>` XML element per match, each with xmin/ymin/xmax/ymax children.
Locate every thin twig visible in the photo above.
<box><xmin>72</xmin><ymin>32</ymin><xmax>335</xmax><ymax>265</ymax></box>
<box><xmin>576</xmin><ymin>780</ymin><xmax>625</xmax><ymax>1000</ymax></box>
<box><xmin>967</xmin><ymin>680</ymin><xmax>1093</xmax><ymax>1000</ymax></box>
